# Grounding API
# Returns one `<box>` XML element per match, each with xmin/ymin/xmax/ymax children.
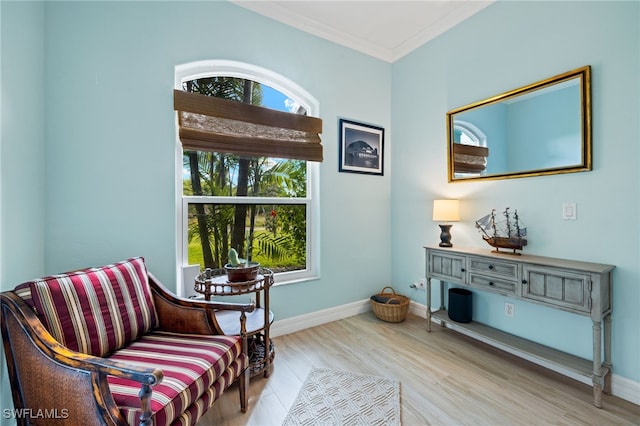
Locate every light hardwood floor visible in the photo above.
<box><xmin>200</xmin><ymin>312</ymin><xmax>640</xmax><ymax>425</ymax></box>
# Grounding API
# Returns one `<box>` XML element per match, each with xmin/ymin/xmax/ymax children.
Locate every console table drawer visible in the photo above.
<box><xmin>469</xmin><ymin>273</ymin><xmax>518</xmax><ymax>295</ymax></box>
<box><xmin>468</xmin><ymin>256</ymin><xmax>519</xmax><ymax>279</ymax></box>
<box><xmin>428</xmin><ymin>252</ymin><xmax>466</xmax><ymax>284</ymax></box>
<box><xmin>522</xmin><ymin>265</ymin><xmax>591</xmax><ymax>313</ymax></box>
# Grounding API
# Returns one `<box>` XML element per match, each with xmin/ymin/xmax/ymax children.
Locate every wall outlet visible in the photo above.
<box><xmin>411</xmin><ymin>279</ymin><xmax>427</xmax><ymax>290</ymax></box>
<box><xmin>505</xmin><ymin>302</ymin><xmax>515</xmax><ymax>317</ymax></box>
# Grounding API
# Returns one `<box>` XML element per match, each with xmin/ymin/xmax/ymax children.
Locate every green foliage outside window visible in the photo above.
<box><xmin>183</xmin><ymin>77</ymin><xmax>308</xmax><ymax>272</ymax></box>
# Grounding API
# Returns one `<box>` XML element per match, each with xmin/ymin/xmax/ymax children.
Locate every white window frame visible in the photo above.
<box><xmin>454</xmin><ymin>120</ymin><xmax>487</xmax><ymax>147</ymax></box>
<box><xmin>174</xmin><ymin>60</ymin><xmax>320</xmax><ymax>296</ymax></box>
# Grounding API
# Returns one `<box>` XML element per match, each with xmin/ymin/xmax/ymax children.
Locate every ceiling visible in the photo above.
<box><xmin>232</xmin><ymin>1</ymin><xmax>494</xmax><ymax>63</ymax></box>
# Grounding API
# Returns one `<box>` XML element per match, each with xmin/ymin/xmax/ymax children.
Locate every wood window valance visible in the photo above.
<box><xmin>453</xmin><ymin>143</ymin><xmax>489</xmax><ymax>173</ymax></box>
<box><xmin>174</xmin><ymin>89</ymin><xmax>323</xmax><ymax>162</ymax></box>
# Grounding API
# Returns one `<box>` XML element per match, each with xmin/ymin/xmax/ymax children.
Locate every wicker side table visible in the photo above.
<box><xmin>194</xmin><ymin>268</ymin><xmax>275</xmax><ymax>378</ymax></box>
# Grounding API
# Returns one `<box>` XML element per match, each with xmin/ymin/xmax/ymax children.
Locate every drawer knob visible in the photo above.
<box><xmin>489</xmin><ymin>281</ymin><xmax>495</xmax><ymax>286</ymax></box>
<box><xmin>461</xmin><ymin>268</ymin><xmax>466</xmax><ymax>272</ymax></box>
<box><xmin>522</xmin><ymin>279</ymin><xmax>528</xmax><ymax>284</ymax></box>
<box><xmin>488</xmin><ymin>265</ymin><xmax>494</xmax><ymax>270</ymax></box>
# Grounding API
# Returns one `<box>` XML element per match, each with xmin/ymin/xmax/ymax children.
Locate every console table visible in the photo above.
<box><xmin>424</xmin><ymin>245</ymin><xmax>614</xmax><ymax>408</ymax></box>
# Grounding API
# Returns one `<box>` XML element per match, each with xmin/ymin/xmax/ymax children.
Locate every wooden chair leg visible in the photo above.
<box><xmin>239</xmin><ymin>367</ymin><xmax>249</xmax><ymax>413</ymax></box>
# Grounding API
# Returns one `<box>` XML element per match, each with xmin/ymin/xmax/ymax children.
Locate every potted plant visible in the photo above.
<box><xmin>225</xmin><ymin>248</ymin><xmax>260</xmax><ymax>282</ymax></box>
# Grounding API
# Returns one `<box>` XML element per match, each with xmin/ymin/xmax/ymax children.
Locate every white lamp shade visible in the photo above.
<box><xmin>433</xmin><ymin>199</ymin><xmax>460</xmax><ymax>222</ymax></box>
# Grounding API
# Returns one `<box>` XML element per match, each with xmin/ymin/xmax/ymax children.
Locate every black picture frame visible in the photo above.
<box><xmin>338</xmin><ymin>119</ymin><xmax>385</xmax><ymax>176</ymax></box>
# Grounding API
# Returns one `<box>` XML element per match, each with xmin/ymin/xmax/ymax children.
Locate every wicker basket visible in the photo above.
<box><xmin>370</xmin><ymin>286</ymin><xmax>410</xmax><ymax>323</ymax></box>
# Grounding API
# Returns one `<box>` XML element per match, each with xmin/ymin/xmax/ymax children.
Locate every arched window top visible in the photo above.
<box><xmin>174</xmin><ymin>60</ymin><xmax>322</xmax><ymax>161</ymax></box>
<box><xmin>454</xmin><ymin>120</ymin><xmax>486</xmax><ymax>147</ymax></box>
<box><xmin>175</xmin><ymin>60</ymin><xmax>319</xmax><ymax>117</ymax></box>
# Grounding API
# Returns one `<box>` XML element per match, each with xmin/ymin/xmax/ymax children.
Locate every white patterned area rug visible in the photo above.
<box><xmin>282</xmin><ymin>367</ymin><xmax>401</xmax><ymax>426</ymax></box>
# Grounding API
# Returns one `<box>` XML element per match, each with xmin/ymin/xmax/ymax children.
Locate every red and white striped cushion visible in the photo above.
<box><xmin>24</xmin><ymin>257</ymin><xmax>158</xmax><ymax>357</ymax></box>
<box><xmin>107</xmin><ymin>331</ymin><xmax>246</xmax><ymax>426</ymax></box>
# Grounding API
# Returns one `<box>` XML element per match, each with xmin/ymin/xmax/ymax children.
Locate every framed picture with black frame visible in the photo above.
<box><xmin>338</xmin><ymin>119</ymin><xmax>384</xmax><ymax>176</ymax></box>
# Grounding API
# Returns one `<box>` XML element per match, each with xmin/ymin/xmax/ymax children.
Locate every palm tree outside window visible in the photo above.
<box><xmin>176</xmin><ymin>61</ymin><xmax>320</xmax><ymax>289</ymax></box>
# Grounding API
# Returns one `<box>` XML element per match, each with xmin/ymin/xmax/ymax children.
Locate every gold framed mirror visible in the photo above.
<box><xmin>447</xmin><ymin>66</ymin><xmax>591</xmax><ymax>182</ymax></box>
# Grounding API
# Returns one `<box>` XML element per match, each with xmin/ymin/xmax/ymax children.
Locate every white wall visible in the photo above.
<box><xmin>391</xmin><ymin>0</ymin><xmax>640</xmax><ymax>388</ymax></box>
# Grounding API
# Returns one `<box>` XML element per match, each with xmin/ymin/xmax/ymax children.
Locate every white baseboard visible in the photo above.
<box><xmin>409</xmin><ymin>300</ymin><xmax>428</xmax><ymax>318</ymax></box>
<box><xmin>271</xmin><ymin>299</ymin><xmax>640</xmax><ymax>406</ymax></box>
<box><xmin>270</xmin><ymin>299</ymin><xmax>371</xmax><ymax>338</ymax></box>
<box><xmin>612</xmin><ymin>372</ymin><xmax>640</xmax><ymax>406</ymax></box>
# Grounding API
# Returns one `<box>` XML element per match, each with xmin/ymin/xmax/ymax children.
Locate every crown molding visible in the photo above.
<box><xmin>232</xmin><ymin>1</ymin><xmax>494</xmax><ymax>63</ymax></box>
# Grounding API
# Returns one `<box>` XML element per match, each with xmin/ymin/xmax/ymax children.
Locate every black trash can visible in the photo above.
<box><xmin>448</xmin><ymin>288</ymin><xmax>472</xmax><ymax>323</ymax></box>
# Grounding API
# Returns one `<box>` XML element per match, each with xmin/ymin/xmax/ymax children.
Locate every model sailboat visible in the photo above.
<box><xmin>475</xmin><ymin>208</ymin><xmax>527</xmax><ymax>254</ymax></box>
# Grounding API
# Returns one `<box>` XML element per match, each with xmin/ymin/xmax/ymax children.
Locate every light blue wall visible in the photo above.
<box><xmin>1</xmin><ymin>1</ymin><xmax>392</xmax><ymax>419</ymax></box>
<box><xmin>2</xmin><ymin>0</ymin><xmax>639</xmax><ymax>418</ymax></box>
<box><xmin>507</xmin><ymin>84</ymin><xmax>581</xmax><ymax>170</ymax></box>
<box><xmin>391</xmin><ymin>0</ymin><xmax>640</xmax><ymax>384</ymax></box>
<box><xmin>42</xmin><ymin>1</ymin><xmax>392</xmax><ymax>316</ymax></box>
<box><xmin>1</xmin><ymin>1</ymin><xmax>46</xmax><ymax>424</ymax></box>
<box><xmin>0</xmin><ymin>2</ymin><xmax>45</xmax><ymax>291</ymax></box>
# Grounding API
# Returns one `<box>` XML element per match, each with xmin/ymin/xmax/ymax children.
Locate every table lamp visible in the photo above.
<box><xmin>432</xmin><ymin>199</ymin><xmax>460</xmax><ymax>247</ymax></box>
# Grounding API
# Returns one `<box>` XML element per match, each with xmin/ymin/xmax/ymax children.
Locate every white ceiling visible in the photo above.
<box><xmin>232</xmin><ymin>1</ymin><xmax>494</xmax><ymax>63</ymax></box>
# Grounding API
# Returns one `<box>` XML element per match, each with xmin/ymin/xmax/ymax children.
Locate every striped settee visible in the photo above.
<box><xmin>0</xmin><ymin>257</ymin><xmax>254</xmax><ymax>426</ymax></box>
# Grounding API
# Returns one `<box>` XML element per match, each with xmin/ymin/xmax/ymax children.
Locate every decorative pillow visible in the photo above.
<box><xmin>25</xmin><ymin>257</ymin><xmax>158</xmax><ymax>357</ymax></box>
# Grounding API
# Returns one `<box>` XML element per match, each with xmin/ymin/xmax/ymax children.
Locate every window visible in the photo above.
<box><xmin>454</xmin><ymin>120</ymin><xmax>486</xmax><ymax>147</ymax></box>
<box><xmin>453</xmin><ymin>120</ymin><xmax>488</xmax><ymax>175</ymax></box>
<box><xmin>175</xmin><ymin>61</ymin><xmax>321</xmax><ymax>293</ymax></box>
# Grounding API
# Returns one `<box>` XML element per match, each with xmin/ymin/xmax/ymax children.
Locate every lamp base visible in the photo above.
<box><xmin>438</xmin><ymin>224</ymin><xmax>453</xmax><ymax>247</ymax></box>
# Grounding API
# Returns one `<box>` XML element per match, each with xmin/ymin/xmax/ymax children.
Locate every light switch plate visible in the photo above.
<box><xmin>562</xmin><ymin>203</ymin><xmax>577</xmax><ymax>220</ymax></box>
